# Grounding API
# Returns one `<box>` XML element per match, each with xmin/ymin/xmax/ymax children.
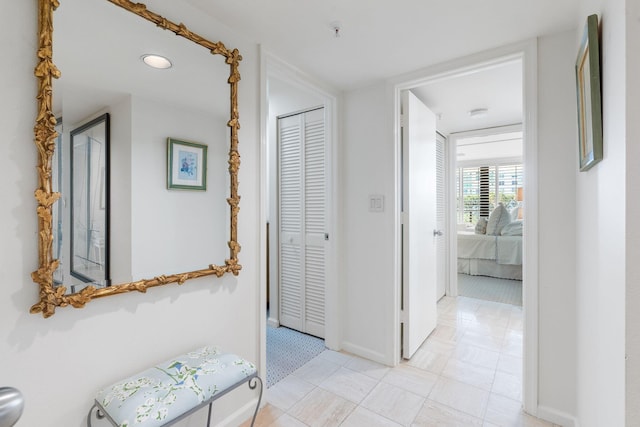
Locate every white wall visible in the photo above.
<box><xmin>110</xmin><ymin>97</ymin><xmax>133</xmax><ymax>284</ymax></box>
<box><xmin>341</xmin><ymin>83</ymin><xmax>397</xmax><ymax>364</ymax></box>
<box><xmin>625</xmin><ymin>0</ymin><xmax>640</xmax><ymax>424</ymax></box>
<box><xmin>574</xmin><ymin>0</ymin><xmax>627</xmax><ymax>425</ymax></box>
<box><xmin>130</xmin><ymin>97</ymin><xmax>229</xmax><ymax>280</ymax></box>
<box><xmin>0</xmin><ymin>2</ymin><xmax>261</xmax><ymax>426</ymax></box>
<box><xmin>536</xmin><ymin>30</ymin><xmax>578</xmax><ymax>420</ymax></box>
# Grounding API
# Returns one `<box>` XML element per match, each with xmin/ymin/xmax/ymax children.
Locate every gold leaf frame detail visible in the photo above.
<box><xmin>31</xmin><ymin>0</ymin><xmax>242</xmax><ymax>318</ymax></box>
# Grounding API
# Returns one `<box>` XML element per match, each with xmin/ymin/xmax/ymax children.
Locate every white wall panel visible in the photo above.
<box><xmin>574</xmin><ymin>0</ymin><xmax>626</xmax><ymax>425</ymax></box>
<box><xmin>0</xmin><ymin>2</ymin><xmax>262</xmax><ymax>426</ymax></box>
<box><xmin>536</xmin><ymin>29</ymin><xmax>578</xmax><ymax>420</ymax></box>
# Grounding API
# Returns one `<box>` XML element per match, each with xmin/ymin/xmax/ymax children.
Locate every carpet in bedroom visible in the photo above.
<box><xmin>266</xmin><ymin>325</ymin><xmax>325</xmax><ymax>388</ymax></box>
<box><xmin>458</xmin><ymin>273</ymin><xmax>522</xmax><ymax>306</ymax></box>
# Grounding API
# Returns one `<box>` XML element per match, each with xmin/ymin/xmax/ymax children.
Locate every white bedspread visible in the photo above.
<box><xmin>496</xmin><ymin>235</ymin><xmax>522</xmax><ymax>265</ymax></box>
<box><xmin>457</xmin><ymin>232</ymin><xmax>522</xmax><ymax>265</ymax></box>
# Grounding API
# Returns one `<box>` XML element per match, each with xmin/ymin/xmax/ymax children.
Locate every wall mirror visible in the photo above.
<box><xmin>31</xmin><ymin>0</ymin><xmax>242</xmax><ymax>318</ymax></box>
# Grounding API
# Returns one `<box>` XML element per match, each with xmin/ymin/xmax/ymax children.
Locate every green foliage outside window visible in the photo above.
<box><xmin>457</xmin><ymin>165</ymin><xmax>522</xmax><ymax>225</ymax></box>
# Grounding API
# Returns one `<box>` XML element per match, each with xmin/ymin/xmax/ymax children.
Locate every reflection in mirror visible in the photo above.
<box><xmin>52</xmin><ymin>119</ymin><xmax>64</xmax><ymax>285</ymax></box>
<box><xmin>31</xmin><ymin>0</ymin><xmax>243</xmax><ymax>317</ymax></box>
<box><xmin>70</xmin><ymin>113</ymin><xmax>110</xmax><ymax>287</ymax></box>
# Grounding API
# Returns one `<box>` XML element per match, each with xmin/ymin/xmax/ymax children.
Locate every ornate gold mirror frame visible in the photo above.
<box><xmin>31</xmin><ymin>0</ymin><xmax>242</xmax><ymax>318</ymax></box>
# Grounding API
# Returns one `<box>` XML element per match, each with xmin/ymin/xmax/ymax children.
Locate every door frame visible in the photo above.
<box><xmin>259</xmin><ymin>49</ymin><xmax>341</xmax><ymax>382</ymax></box>
<box><xmin>390</xmin><ymin>39</ymin><xmax>539</xmax><ymax>415</ymax></box>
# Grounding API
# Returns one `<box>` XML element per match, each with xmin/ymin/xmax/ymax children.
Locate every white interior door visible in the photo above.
<box><xmin>401</xmin><ymin>91</ymin><xmax>438</xmax><ymax>359</ymax></box>
<box><xmin>278</xmin><ymin>108</ymin><xmax>326</xmax><ymax>338</ymax></box>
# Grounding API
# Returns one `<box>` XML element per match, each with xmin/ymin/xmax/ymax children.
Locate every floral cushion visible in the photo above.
<box><xmin>95</xmin><ymin>346</ymin><xmax>256</xmax><ymax>427</ymax></box>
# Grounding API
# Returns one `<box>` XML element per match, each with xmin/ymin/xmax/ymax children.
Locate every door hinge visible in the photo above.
<box><xmin>401</xmin><ymin>211</ymin><xmax>408</xmax><ymax>225</ymax></box>
<box><xmin>400</xmin><ymin>309</ymin><xmax>407</xmax><ymax>324</ymax></box>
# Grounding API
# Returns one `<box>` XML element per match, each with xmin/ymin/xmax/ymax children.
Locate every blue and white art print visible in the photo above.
<box><xmin>178</xmin><ymin>150</ymin><xmax>198</xmax><ymax>181</ymax></box>
<box><xmin>167</xmin><ymin>138</ymin><xmax>208</xmax><ymax>190</ymax></box>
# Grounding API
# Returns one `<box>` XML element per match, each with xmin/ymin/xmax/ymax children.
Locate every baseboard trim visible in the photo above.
<box><xmin>537</xmin><ymin>405</ymin><xmax>578</xmax><ymax>427</ymax></box>
<box><xmin>341</xmin><ymin>341</ymin><xmax>390</xmax><ymax>366</ymax></box>
<box><xmin>217</xmin><ymin>397</ymin><xmax>262</xmax><ymax>427</ymax></box>
<box><xmin>267</xmin><ymin>317</ymin><xmax>280</xmax><ymax>328</ymax></box>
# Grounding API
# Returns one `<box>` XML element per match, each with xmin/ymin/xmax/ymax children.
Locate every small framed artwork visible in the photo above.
<box><xmin>575</xmin><ymin>14</ymin><xmax>603</xmax><ymax>172</ymax></box>
<box><xmin>167</xmin><ymin>138</ymin><xmax>208</xmax><ymax>190</ymax></box>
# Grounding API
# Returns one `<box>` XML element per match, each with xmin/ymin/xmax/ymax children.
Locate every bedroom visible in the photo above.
<box><xmin>411</xmin><ymin>58</ymin><xmax>524</xmax><ymax>307</ymax></box>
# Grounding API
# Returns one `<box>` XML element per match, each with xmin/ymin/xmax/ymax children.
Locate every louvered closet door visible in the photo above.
<box><xmin>435</xmin><ymin>133</ymin><xmax>446</xmax><ymax>300</ymax></box>
<box><xmin>278</xmin><ymin>108</ymin><xmax>326</xmax><ymax>338</ymax></box>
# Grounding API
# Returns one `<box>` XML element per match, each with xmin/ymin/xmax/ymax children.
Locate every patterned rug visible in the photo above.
<box><xmin>458</xmin><ymin>273</ymin><xmax>522</xmax><ymax>306</ymax></box>
<box><xmin>266</xmin><ymin>326</ymin><xmax>325</xmax><ymax>388</ymax></box>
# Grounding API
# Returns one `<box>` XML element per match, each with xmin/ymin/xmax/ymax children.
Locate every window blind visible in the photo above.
<box><xmin>457</xmin><ymin>163</ymin><xmax>523</xmax><ymax>224</ymax></box>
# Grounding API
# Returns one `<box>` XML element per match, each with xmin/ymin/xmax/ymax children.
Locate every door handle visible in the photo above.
<box><xmin>433</xmin><ymin>229</ymin><xmax>443</xmax><ymax>236</ymax></box>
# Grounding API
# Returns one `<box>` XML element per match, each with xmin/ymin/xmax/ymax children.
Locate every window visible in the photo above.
<box><xmin>456</xmin><ymin>163</ymin><xmax>523</xmax><ymax>224</ymax></box>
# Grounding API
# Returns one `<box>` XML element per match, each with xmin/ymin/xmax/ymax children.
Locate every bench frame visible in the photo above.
<box><xmin>87</xmin><ymin>373</ymin><xmax>263</xmax><ymax>427</ymax></box>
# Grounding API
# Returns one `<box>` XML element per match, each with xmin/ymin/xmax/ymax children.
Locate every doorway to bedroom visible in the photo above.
<box><xmin>397</xmin><ymin>48</ymin><xmax>533</xmax><ymax>412</ymax></box>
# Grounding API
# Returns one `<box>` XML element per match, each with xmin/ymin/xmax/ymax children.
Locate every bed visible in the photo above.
<box><xmin>457</xmin><ymin>231</ymin><xmax>522</xmax><ymax>280</ymax></box>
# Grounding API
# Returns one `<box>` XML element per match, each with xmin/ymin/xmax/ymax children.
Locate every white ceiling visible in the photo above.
<box><xmin>187</xmin><ymin>0</ymin><xmax>578</xmax><ymax>90</ymax></box>
<box><xmin>184</xmin><ymin>0</ymin><xmax>576</xmax><ymax>141</ymax></box>
<box><xmin>54</xmin><ymin>0</ymin><xmax>577</xmax><ymax>141</ymax></box>
<box><xmin>456</xmin><ymin>131</ymin><xmax>523</xmax><ymax>164</ymax></box>
<box><xmin>411</xmin><ymin>60</ymin><xmax>523</xmax><ymax>135</ymax></box>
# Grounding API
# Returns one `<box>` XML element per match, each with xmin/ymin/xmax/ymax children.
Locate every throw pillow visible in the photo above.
<box><xmin>474</xmin><ymin>218</ymin><xmax>488</xmax><ymax>234</ymax></box>
<box><xmin>486</xmin><ymin>203</ymin><xmax>511</xmax><ymax>235</ymax></box>
<box><xmin>510</xmin><ymin>206</ymin><xmax>521</xmax><ymax>221</ymax></box>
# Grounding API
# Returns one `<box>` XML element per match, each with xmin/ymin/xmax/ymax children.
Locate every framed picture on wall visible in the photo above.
<box><xmin>167</xmin><ymin>138</ymin><xmax>208</xmax><ymax>190</ymax></box>
<box><xmin>575</xmin><ymin>14</ymin><xmax>603</xmax><ymax>172</ymax></box>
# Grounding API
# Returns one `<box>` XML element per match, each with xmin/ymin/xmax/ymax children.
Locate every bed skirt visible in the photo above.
<box><xmin>457</xmin><ymin>258</ymin><xmax>522</xmax><ymax>280</ymax></box>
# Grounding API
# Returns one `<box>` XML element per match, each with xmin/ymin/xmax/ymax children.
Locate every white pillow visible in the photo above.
<box><xmin>501</xmin><ymin>221</ymin><xmax>523</xmax><ymax>236</ymax></box>
<box><xmin>510</xmin><ymin>206</ymin><xmax>521</xmax><ymax>221</ymax></box>
<box><xmin>474</xmin><ymin>217</ymin><xmax>488</xmax><ymax>234</ymax></box>
<box><xmin>486</xmin><ymin>203</ymin><xmax>511</xmax><ymax>235</ymax></box>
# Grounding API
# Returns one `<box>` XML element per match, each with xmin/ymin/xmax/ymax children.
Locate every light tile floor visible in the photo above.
<box><xmin>243</xmin><ymin>296</ymin><xmax>557</xmax><ymax>427</ymax></box>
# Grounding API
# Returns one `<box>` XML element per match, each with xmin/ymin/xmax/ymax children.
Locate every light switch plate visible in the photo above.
<box><xmin>369</xmin><ymin>194</ymin><xmax>384</xmax><ymax>212</ymax></box>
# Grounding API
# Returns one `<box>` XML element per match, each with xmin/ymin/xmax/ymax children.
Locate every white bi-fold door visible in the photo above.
<box><xmin>278</xmin><ymin>107</ymin><xmax>326</xmax><ymax>339</ymax></box>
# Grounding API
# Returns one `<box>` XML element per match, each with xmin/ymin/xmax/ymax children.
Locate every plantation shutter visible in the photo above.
<box><xmin>278</xmin><ymin>107</ymin><xmax>326</xmax><ymax>338</ymax></box>
<box><xmin>496</xmin><ymin>164</ymin><xmax>524</xmax><ymax>202</ymax></box>
<box><xmin>458</xmin><ymin>164</ymin><xmax>523</xmax><ymax>224</ymax></box>
<box><xmin>479</xmin><ymin>166</ymin><xmax>490</xmax><ymax>218</ymax></box>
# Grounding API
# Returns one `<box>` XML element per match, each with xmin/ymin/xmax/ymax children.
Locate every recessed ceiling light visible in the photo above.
<box><xmin>141</xmin><ymin>54</ymin><xmax>172</xmax><ymax>69</ymax></box>
<box><xmin>469</xmin><ymin>108</ymin><xmax>488</xmax><ymax>119</ymax></box>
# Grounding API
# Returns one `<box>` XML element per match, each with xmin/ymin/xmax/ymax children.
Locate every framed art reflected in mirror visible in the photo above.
<box><xmin>70</xmin><ymin>113</ymin><xmax>110</xmax><ymax>287</ymax></box>
<box><xmin>167</xmin><ymin>138</ymin><xmax>208</xmax><ymax>191</ymax></box>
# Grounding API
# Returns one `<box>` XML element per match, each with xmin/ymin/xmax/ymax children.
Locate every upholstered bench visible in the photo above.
<box><xmin>87</xmin><ymin>346</ymin><xmax>262</xmax><ymax>427</ymax></box>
